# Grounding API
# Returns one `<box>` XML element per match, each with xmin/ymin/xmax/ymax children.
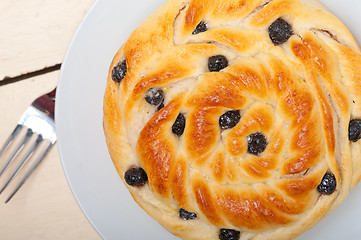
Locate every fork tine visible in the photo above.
<box><xmin>5</xmin><ymin>140</ymin><xmax>54</xmax><ymax>203</ymax></box>
<box><xmin>0</xmin><ymin>128</ymin><xmax>33</xmax><ymax>177</ymax></box>
<box><xmin>0</xmin><ymin>134</ymin><xmax>43</xmax><ymax>195</ymax></box>
<box><xmin>0</xmin><ymin>124</ymin><xmax>23</xmax><ymax>159</ymax></box>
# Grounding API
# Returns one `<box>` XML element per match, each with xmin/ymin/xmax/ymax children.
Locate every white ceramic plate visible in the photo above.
<box><xmin>56</xmin><ymin>0</ymin><xmax>361</xmax><ymax>239</ymax></box>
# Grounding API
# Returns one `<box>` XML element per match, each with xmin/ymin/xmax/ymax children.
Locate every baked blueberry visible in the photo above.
<box><xmin>172</xmin><ymin>113</ymin><xmax>186</xmax><ymax>136</ymax></box>
<box><xmin>219</xmin><ymin>110</ymin><xmax>241</xmax><ymax>130</ymax></box>
<box><xmin>317</xmin><ymin>172</ymin><xmax>336</xmax><ymax>195</ymax></box>
<box><xmin>145</xmin><ymin>88</ymin><xmax>164</xmax><ymax>105</ymax></box>
<box><xmin>268</xmin><ymin>18</ymin><xmax>292</xmax><ymax>45</ymax></box>
<box><xmin>111</xmin><ymin>60</ymin><xmax>127</xmax><ymax>83</ymax></box>
<box><xmin>124</xmin><ymin>168</ymin><xmax>148</xmax><ymax>187</ymax></box>
<box><xmin>192</xmin><ymin>21</ymin><xmax>208</xmax><ymax>34</ymax></box>
<box><xmin>247</xmin><ymin>132</ymin><xmax>267</xmax><ymax>156</ymax></box>
<box><xmin>208</xmin><ymin>55</ymin><xmax>228</xmax><ymax>72</ymax></box>
<box><xmin>349</xmin><ymin>119</ymin><xmax>361</xmax><ymax>142</ymax></box>
<box><xmin>179</xmin><ymin>208</ymin><xmax>197</xmax><ymax>220</ymax></box>
<box><xmin>219</xmin><ymin>228</ymin><xmax>240</xmax><ymax>240</ymax></box>
<box><xmin>156</xmin><ymin>100</ymin><xmax>165</xmax><ymax>111</ymax></box>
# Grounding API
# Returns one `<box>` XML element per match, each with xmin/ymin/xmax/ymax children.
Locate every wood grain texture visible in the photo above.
<box><xmin>0</xmin><ymin>0</ymin><xmax>95</xmax><ymax>80</ymax></box>
<box><xmin>0</xmin><ymin>72</ymin><xmax>100</xmax><ymax>240</ymax></box>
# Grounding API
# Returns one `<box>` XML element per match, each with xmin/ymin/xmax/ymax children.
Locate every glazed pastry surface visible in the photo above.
<box><xmin>103</xmin><ymin>0</ymin><xmax>361</xmax><ymax>239</ymax></box>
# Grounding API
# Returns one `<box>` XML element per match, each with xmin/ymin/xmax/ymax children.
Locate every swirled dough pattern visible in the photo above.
<box><xmin>103</xmin><ymin>0</ymin><xmax>361</xmax><ymax>239</ymax></box>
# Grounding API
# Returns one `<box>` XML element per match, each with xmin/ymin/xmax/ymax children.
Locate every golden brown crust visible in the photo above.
<box><xmin>103</xmin><ymin>0</ymin><xmax>361</xmax><ymax>239</ymax></box>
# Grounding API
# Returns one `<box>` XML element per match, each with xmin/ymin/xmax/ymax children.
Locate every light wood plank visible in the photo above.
<box><xmin>0</xmin><ymin>72</ymin><xmax>100</xmax><ymax>240</ymax></box>
<box><xmin>0</xmin><ymin>0</ymin><xmax>95</xmax><ymax>80</ymax></box>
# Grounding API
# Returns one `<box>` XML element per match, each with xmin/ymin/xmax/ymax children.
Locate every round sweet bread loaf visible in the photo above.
<box><xmin>103</xmin><ymin>0</ymin><xmax>361</xmax><ymax>239</ymax></box>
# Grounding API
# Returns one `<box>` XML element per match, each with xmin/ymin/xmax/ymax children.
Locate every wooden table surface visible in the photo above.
<box><xmin>0</xmin><ymin>1</ymin><xmax>101</xmax><ymax>239</ymax></box>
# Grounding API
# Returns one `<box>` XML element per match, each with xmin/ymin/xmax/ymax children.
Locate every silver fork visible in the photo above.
<box><xmin>0</xmin><ymin>88</ymin><xmax>57</xmax><ymax>203</ymax></box>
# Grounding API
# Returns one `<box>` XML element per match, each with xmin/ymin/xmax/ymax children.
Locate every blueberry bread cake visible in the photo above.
<box><xmin>103</xmin><ymin>0</ymin><xmax>361</xmax><ymax>239</ymax></box>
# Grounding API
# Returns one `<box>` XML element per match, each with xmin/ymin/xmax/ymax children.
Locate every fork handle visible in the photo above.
<box><xmin>31</xmin><ymin>88</ymin><xmax>56</xmax><ymax>119</ymax></box>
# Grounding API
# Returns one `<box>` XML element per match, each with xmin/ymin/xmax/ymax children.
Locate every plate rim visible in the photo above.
<box><xmin>55</xmin><ymin>0</ymin><xmax>104</xmax><ymax>238</ymax></box>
